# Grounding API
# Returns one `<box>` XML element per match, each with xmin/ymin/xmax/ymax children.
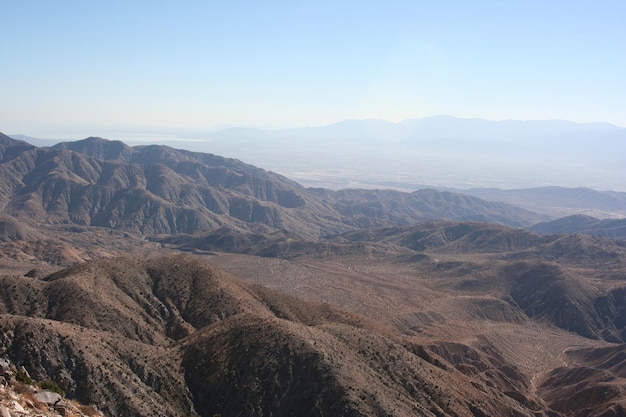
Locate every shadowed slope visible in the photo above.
<box><xmin>532</xmin><ymin>214</ymin><xmax>626</xmax><ymax>240</ymax></box>
<box><xmin>310</xmin><ymin>187</ymin><xmax>547</xmax><ymax>228</ymax></box>
<box><xmin>538</xmin><ymin>344</ymin><xmax>626</xmax><ymax>417</ymax></box>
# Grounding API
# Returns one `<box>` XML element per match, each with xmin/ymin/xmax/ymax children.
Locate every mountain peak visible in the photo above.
<box><xmin>52</xmin><ymin>136</ymin><xmax>133</xmax><ymax>162</ymax></box>
<box><xmin>0</xmin><ymin>132</ymin><xmax>34</xmax><ymax>147</ymax></box>
<box><xmin>0</xmin><ymin>132</ymin><xmax>36</xmax><ymax>160</ymax></box>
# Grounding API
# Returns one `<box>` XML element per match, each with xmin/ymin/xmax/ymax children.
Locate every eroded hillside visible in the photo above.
<box><xmin>0</xmin><ymin>254</ymin><xmax>570</xmax><ymax>417</ymax></box>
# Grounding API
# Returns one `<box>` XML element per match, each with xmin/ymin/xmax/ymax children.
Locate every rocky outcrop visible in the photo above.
<box><xmin>0</xmin><ymin>356</ymin><xmax>103</xmax><ymax>417</ymax></box>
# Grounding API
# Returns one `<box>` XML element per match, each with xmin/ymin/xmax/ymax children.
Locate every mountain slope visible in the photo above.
<box><xmin>0</xmin><ymin>254</ymin><xmax>562</xmax><ymax>417</ymax></box>
<box><xmin>308</xmin><ymin>187</ymin><xmax>547</xmax><ymax>228</ymax></box>
<box><xmin>1</xmin><ymin>135</ymin><xmax>349</xmax><ymax>237</ymax></box>
<box><xmin>531</xmin><ymin>215</ymin><xmax>626</xmax><ymax>239</ymax></box>
<box><xmin>1</xmin><ymin>133</ymin><xmax>547</xmax><ymax>237</ymax></box>
<box><xmin>538</xmin><ymin>343</ymin><xmax>626</xmax><ymax>416</ymax></box>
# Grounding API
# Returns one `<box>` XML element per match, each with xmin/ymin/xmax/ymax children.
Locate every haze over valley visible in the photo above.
<box><xmin>15</xmin><ymin>115</ymin><xmax>626</xmax><ymax>193</ymax></box>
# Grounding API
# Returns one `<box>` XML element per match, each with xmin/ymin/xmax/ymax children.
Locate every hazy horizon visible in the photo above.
<box><xmin>6</xmin><ymin>113</ymin><xmax>626</xmax><ymax>140</ymax></box>
<box><xmin>2</xmin><ymin>1</ymin><xmax>625</xmax><ymax>132</ymax></box>
<box><xmin>3</xmin><ymin>1</ymin><xmax>624</xmax><ymax>192</ymax></box>
<box><xmin>8</xmin><ymin>115</ymin><xmax>626</xmax><ymax>193</ymax></box>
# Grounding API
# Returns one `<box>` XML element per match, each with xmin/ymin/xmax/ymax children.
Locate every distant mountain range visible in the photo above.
<box><xmin>456</xmin><ymin>186</ymin><xmax>626</xmax><ymax>219</ymax></box>
<box><xmin>192</xmin><ymin>116</ymin><xmax>626</xmax><ymax>191</ymax></box>
<box><xmin>12</xmin><ymin>116</ymin><xmax>626</xmax><ymax>191</ymax></box>
<box><xmin>202</xmin><ymin>116</ymin><xmax>625</xmax><ymax>149</ymax></box>
<box><xmin>0</xmin><ymin>132</ymin><xmax>546</xmax><ymax>237</ymax></box>
<box><xmin>531</xmin><ymin>214</ymin><xmax>626</xmax><ymax>239</ymax></box>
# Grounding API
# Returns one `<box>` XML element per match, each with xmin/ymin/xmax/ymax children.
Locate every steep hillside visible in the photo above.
<box><xmin>1</xmin><ymin>135</ymin><xmax>347</xmax><ymax>237</ymax></box>
<box><xmin>0</xmin><ymin>132</ymin><xmax>34</xmax><ymax>161</ymax></box>
<box><xmin>0</xmin><ymin>255</ymin><xmax>565</xmax><ymax>417</ymax></box>
<box><xmin>538</xmin><ymin>344</ymin><xmax>626</xmax><ymax>416</ymax></box>
<box><xmin>0</xmin><ymin>356</ymin><xmax>104</xmax><ymax>417</ymax></box>
<box><xmin>503</xmin><ymin>261</ymin><xmax>622</xmax><ymax>341</ymax></box>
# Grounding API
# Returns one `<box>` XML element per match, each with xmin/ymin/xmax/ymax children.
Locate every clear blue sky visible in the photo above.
<box><xmin>1</xmin><ymin>0</ymin><xmax>625</xmax><ymax>135</ymax></box>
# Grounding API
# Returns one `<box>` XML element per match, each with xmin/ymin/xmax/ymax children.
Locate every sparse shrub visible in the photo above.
<box><xmin>79</xmin><ymin>404</ymin><xmax>100</xmax><ymax>416</ymax></box>
<box><xmin>15</xmin><ymin>369</ymin><xmax>33</xmax><ymax>385</ymax></box>
<box><xmin>22</xmin><ymin>391</ymin><xmax>49</xmax><ymax>412</ymax></box>
<box><xmin>13</xmin><ymin>381</ymin><xmax>35</xmax><ymax>395</ymax></box>
<box><xmin>39</xmin><ymin>379</ymin><xmax>65</xmax><ymax>396</ymax></box>
<box><xmin>12</xmin><ymin>383</ymin><xmax>48</xmax><ymax>412</ymax></box>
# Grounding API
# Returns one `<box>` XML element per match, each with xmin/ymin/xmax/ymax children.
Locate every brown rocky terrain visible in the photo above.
<box><xmin>0</xmin><ymin>254</ymin><xmax>565</xmax><ymax>417</ymax></box>
<box><xmin>1</xmin><ymin>223</ymin><xmax>625</xmax><ymax>416</ymax></box>
<box><xmin>1</xmin><ymin>133</ymin><xmax>626</xmax><ymax>416</ymax></box>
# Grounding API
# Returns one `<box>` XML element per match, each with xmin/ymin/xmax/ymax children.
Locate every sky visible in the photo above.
<box><xmin>1</xmin><ymin>0</ymin><xmax>625</xmax><ymax>136</ymax></box>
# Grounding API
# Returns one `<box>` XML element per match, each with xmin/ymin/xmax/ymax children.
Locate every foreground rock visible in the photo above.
<box><xmin>0</xmin><ymin>356</ymin><xmax>103</xmax><ymax>417</ymax></box>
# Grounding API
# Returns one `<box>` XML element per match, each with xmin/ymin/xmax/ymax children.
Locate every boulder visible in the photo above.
<box><xmin>34</xmin><ymin>390</ymin><xmax>62</xmax><ymax>405</ymax></box>
<box><xmin>0</xmin><ymin>358</ymin><xmax>9</xmax><ymax>373</ymax></box>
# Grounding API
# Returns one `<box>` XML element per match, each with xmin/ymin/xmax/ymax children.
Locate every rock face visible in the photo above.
<box><xmin>0</xmin><ymin>356</ymin><xmax>103</xmax><ymax>417</ymax></box>
<box><xmin>33</xmin><ymin>391</ymin><xmax>62</xmax><ymax>405</ymax></box>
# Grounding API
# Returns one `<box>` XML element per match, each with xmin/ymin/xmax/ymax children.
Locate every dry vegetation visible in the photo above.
<box><xmin>2</xmin><ymin>231</ymin><xmax>626</xmax><ymax>416</ymax></box>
